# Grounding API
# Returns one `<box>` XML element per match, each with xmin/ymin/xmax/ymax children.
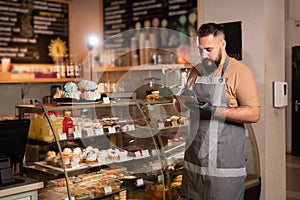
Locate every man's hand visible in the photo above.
<box><xmin>199</xmin><ymin>100</ymin><xmax>216</xmax><ymax>118</ymax></box>
<box><xmin>185</xmin><ymin>99</ymin><xmax>216</xmax><ymax>118</ymax></box>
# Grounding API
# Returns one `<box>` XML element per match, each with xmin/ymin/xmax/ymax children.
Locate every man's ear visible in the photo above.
<box><xmin>220</xmin><ymin>39</ymin><xmax>226</xmax><ymax>50</ymax></box>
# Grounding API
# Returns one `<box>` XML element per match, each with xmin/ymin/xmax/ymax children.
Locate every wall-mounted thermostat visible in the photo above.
<box><xmin>273</xmin><ymin>81</ymin><xmax>288</xmax><ymax>108</ymax></box>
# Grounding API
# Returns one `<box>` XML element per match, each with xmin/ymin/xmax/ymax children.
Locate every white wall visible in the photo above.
<box><xmin>285</xmin><ymin>0</ymin><xmax>300</xmax><ymax>154</ymax></box>
<box><xmin>202</xmin><ymin>0</ymin><xmax>286</xmax><ymax>199</ymax></box>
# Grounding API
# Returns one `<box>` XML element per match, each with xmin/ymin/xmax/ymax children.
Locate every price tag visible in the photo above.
<box><xmin>158</xmin><ymin>122</ymin><xmax>164</xmax><ymax>130</ymax></box>
<box><xmin>128</xmin><ymin>124</ymin><xmax>135</xmax><ymax>131</ymax></box>
<box><xmin>104</xmin><ymin>186</ymin><xmax>112</xmax><ymax>194</ymax></box>
<box><xmin>108</xmin><ymin>127</ymin><xmax>116</xmax><ymax>134</ymax></box>
<box><xmin>136</xmin><ymin>178</ymin><xmax>144</xmax><ymax>186</ymax></box>
<box><xmin>121</xmin><ymin>125</ymin><xmax>128</xmax><ymax>132</ymax></box>
<box><xmin>157</xmin><ymin>174</ymin><xmax>162</xmax><ymax>183</ymax></box>
<box><xmin>59</xmin><ymin>133</ymin><xmax>67</xmax><ymax>140</ymax></box>
<box><xmin>135</xmin><ymin>151</ymin><xmax>142</xmax><ymax>158</ymax></box>
<box><xmin>95</xmin><ymin>127</ymin><xmax>104</xmax><ymax>135</ymax></box>
<box><xmin>73</xmin><ymin>130</ymin><xmax>82</xmax><ymax>138</ymax></box>
<box><xmin>103</xmin><ymin>97</ymin><xmax>110</xmax><ymax>104</ymax></box>
<box><xmin>142</xmin><ymin>149</ymin><xmax>150</xmax><ymax>157</ymax></box>
<box><xmin>85</xmin><ymin>127</ymin><xmax>94</xmax><ymax>136</ymax></box>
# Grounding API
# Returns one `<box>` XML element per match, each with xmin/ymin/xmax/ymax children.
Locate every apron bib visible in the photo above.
<box><xmin>182</xmin><ymin>57</ymin><xmax>246</xmax><ymax>200</ymax></box>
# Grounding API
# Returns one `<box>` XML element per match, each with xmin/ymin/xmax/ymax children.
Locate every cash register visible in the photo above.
<box><xmin>0</xmin><ymin>119</ymin><xmax>30</xmax><ymax>187</ymax></box>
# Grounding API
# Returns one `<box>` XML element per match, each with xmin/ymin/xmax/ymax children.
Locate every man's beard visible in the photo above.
<box><xmin>214</xmin><ymin>50</ymin><xmax>222</xmax><ymax>66</ymax></box>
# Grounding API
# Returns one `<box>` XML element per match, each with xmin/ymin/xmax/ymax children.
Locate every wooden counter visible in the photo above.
<box><xmin>0</xmin><ymin>176</ymin><xmax>43</xmax><ymax>200</ymax></box>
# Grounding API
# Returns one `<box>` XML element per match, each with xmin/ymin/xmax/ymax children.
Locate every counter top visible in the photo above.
<box><xmin>0</xmin><ymin>176</ymin><xmax>43</xmax><ymax>197</ymax></box>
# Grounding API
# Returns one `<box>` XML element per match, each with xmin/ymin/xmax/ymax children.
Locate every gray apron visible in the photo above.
<box><xmin>182</xmin><ymin>56</ymin><xmax>246</xmax><ymax>200</ymax></box>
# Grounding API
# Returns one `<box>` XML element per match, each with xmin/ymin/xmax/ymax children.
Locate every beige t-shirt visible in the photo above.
<box><xmin>188</xmin><ymin>57</ymin><xmax>260</xmax><ymax>108</ymax></box>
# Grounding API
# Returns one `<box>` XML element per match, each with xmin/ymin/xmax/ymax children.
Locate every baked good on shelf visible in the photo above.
<box><xmin>97</xmin><ymin>150</ymin><xmax>108</xmax><ymax>163</ymax></box>
<box><xmin>56</xmin><ymin>152</ymin><xmax>72</xmax><ymax>168</ymax></box>
<box><xmin>71</xmin><ymin>185</ymin><xmax>93</xmax><ymax>200</ymax></box>
<box><xmin>78</xmin><ymin>80</ymin><xmax>101</xmax><ymax>101</ymax></box>
<box><xmin>81</xmin><ymin>90</ymin><xmax>101</xmax><ymax>101</ymax></box>
<box><xmin>106</xmin><ymin>148</ymin><xmax>120</xmax><ymax>161</ymax></box>
<box><xmin>164</xmin><ymin>119</ymin><xmax>172</xmax><ymax>127</ymax></box>
<box><xmin>63</xmin><ymin>147</ymin><xmax>72</xmax><ymax>154</ymax></box>
<box><xmin>72</xmin><ymin>147</ymin><xmax>82</xmax><ymax>167</ymax></box>
<box><xmin>53</xmin><ymin>89</ymin><xmax>64</xmax><ymax>99</ymax></box>
<box><xmin>45</xmin><ymin>151</ymin><xmax>56</xmax><ymax>165</ymax></box>
<box><xmin>64</xmin><ymin>82</ymin><xmax>78</xmax><ymax>92</ymax></box>
<box><xmin>64</xmin><ymin>91</ymin><xmax>81</xmax><ymax>100</ymax></box>
<box><xmin>85</xmin><ymin>146</ymin><xmax>99</xmax><ymax>165</ymax></box>
<box><xmin>78</xmin><ymin>80</ymin><xmax>98</xmax><ymax>91</ymax></box>
<box><xmin>170</xmin><ymin>115</ymin><xmax>180</xmax><ymax>126</ymax></box>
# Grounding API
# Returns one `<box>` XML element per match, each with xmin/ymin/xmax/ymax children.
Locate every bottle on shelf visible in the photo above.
<box><xmin>60</xmin><ymin>59</ymin><xmax>66</xmax><ymax>79</ymax></box>
<box><xmin>63</xmin><ymin>111</ymin><xmax>74</xmax><ymax>139</ymax></box>
<box><xmin>52</xmin><ymin>111</ymin><xmax>63</xmax><ymax>140</ymax></box>
<box><xmin>39</xmin><ymin>112</ymin><xmax>55</xmax><ymax>143</ymax></box>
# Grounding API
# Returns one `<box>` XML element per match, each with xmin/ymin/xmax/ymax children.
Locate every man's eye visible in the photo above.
<box><xmin>205</xmin><ymin>48</ymin><xmax>212</xmax><ymax>52</ymax></box>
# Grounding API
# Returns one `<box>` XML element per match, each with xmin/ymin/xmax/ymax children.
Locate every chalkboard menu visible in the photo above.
<box><xmin>103</xmin><ymin>0</ymin><xmax>197</xmax><ymax>51</ymax></box>
<box><xmin>0</xmin><ymin>0</ymin><xmax>69</xmax><ymax>64</ymax></box>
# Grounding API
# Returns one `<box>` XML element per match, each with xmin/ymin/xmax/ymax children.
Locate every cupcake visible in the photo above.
<box><xmin>81</xmin><ymin>90</ymin><xmax>101</xmax><ymax>101</ymax></box>
<box><xmin>78</xmin><ymin>80</ymin><xmax>98</xmax><ymax>91</ymax></box>
<box><xmin>63</xmin><ymin>82</ymin><xmax>81</xmax><ymax>100</ymax></box>
<box><xmin>78</xmin><ymin>80</ymin><xmax>101</xmax><ymax>101</ymax></box>
<box><xmin>64</xmin><ymin>91</ymin><xmax>81</xmax><ymax>100</ymax></box>
<box><xmin>64</xmin><ymin>82</ymin><xmax>78</xmax><ymax>92</ymax></box>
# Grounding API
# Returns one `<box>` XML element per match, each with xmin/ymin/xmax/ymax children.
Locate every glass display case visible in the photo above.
<box><xmin>16</xmin><ymin>99</ymin><xmax>260</xmax><ymax>200</ymax></box>
<box><xmin>16</xmin><ymin>100</ymin><xmax>183</xmax><ymax>199</ymax></box>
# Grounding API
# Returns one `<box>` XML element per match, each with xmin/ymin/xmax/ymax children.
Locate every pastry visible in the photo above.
<box><xmin>63</xmin><ymin>147</ymin><xmax>72</xmax><ymax>154</ymax></box>
<box><xmin>78</xmin><ymin>80</ymin><xmax>98</xmax><ymax>91</ymax></box>
<box><xmin>106</xmin><ymin>148</ymin><xmax>120</xmax><ymax>161</ymax></box>
<box><xmin>45</xmin><ymin>151</ymin><xmax>56</xmax><ymax>165</ymax></box>
<box><xmin>80</xmin><ymin>90</ymin><xmax>101</xmax><ymax>101</ymax></box>
<box><xmin>64</xmin><ymin>82</ymin><xmax>78</xmax><ymax>92</ymax></box>
<box><xmin>85</xmin><ymin>146</ymin><xmax>99</xmax><ymax>165</ymax></box>
<box><xmin>53</xmin><ymin>89</ymin><xmax>64</xmax><ymax>99</ymax></box>
<box><xmin>72</xmin><ymin>147</ymin><xmax>82</xmax><ymax>167</ymax></box>
<box><xmin>64</xmin><ymin>91</ymin><xmax>81</xmax><ymax>100</ymax></box>
<box><xmin>56</xmin><ymin>152</ymin><xmax>72</xmax><ymax>168</ymax></box>
<box><xmin>97</xmin><ymin>150</ymin><xmax>108</xmax><ymax>163</ymax></box>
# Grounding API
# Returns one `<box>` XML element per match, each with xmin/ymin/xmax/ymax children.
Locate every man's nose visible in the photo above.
<box><xmin>200</xmin><ymin>49</ymin><xmax>209</xmax><ymax>59</ymax></box>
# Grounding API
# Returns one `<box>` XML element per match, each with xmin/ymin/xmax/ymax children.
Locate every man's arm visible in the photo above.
<box><xmin>214</xmin><ymin>106</ymin><xmax>260</xmax><ymax>123</ymax></box>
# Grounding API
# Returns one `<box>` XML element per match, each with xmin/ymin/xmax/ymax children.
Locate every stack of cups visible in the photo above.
<box><xmin>1</xmin><ymin>58</ymin><xmax>10</xmax><ymax>72</ymax></box>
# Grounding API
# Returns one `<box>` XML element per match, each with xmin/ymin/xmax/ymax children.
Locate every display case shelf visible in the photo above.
<box><xmin>84</xmin><ymin>64</ymin><xmax>192</xmax><ymax>73</ymax></box>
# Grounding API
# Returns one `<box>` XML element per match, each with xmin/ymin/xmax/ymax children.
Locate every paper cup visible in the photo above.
<box><xmin>1</xmin><ymin>58</ymin><xmax>10</xmax><ymax>72</ymax></box>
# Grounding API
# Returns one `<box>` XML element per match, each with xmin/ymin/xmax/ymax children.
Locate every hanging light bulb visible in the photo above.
<box><xmin>87</xmin><ymin>35</ymin><xmax>99</xmax><ymax>50</ymax></box>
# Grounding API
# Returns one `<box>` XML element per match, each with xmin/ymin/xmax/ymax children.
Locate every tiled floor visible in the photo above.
<box><xmin>287</xmin><ymin>154</ymin><xmax>300</xmax><ymax>200</ymax></box>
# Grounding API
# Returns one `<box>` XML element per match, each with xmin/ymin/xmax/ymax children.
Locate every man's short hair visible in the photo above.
<box><xmin>197</xmin><ymin>23</ymin><xmax>225</xmax><ymax>38</ymax></box>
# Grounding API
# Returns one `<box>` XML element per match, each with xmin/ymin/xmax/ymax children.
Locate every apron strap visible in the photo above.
<box><xmin>221</xmin><ymin>56</ymin><xmax>229</xmax><ymax>77</ymax></box>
